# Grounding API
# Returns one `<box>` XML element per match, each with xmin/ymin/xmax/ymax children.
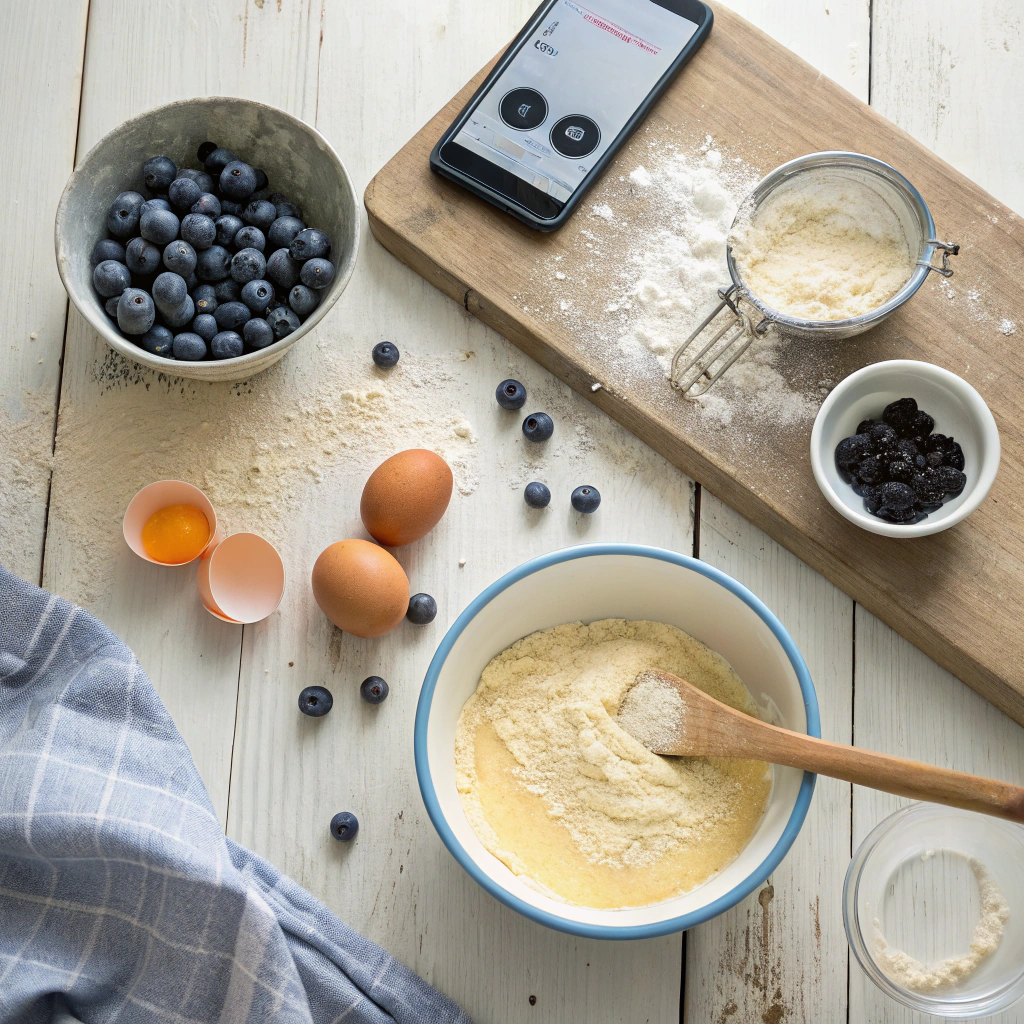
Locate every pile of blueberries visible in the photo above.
<box><xmin>91</xmin><ymin>142</ymin><xmax>335</xmax><ymax>361</ymax></box>
<box><xmin>835</xmin><ymin>397</ymin><xmax>966</xmax><ymax>524</ymax></box>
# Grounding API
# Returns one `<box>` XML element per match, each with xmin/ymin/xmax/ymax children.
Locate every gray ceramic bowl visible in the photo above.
<box><xmin>55</xmin><ymin>96</ymin><xmax>359</xmax><ymax>382</ymax></box>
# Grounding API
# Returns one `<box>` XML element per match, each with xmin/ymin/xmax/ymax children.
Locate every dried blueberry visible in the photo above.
<box><xmin>868</xmin><ymin>423</ymin><xmax>898</xmax><ymax>451</ymax></box>
<box><xmin>945</xmin><ymin>441</ymin><xmax>965</xmax><ymax>472</ymax></box>
<box><xmin>856</xmin><ymin>418</ymin><xmax>880</xmax><ymax>436</ymax></box>
<box><xmin>882</xmin><ymin>397</ymin><xmax>919</xmax><ymax>437</ymax></box>
<box><xmin>887</xmin><ymin>459</ymin><xmax>914</xmax><ymax>483</ymax></box>
<box><xmin>835</xmin><ymin>434</ymin><xmax>871</xmax><ymax>475</ymax></box>
<box><xmin>933</xmin><ymin>465</ymin><xmax>967</xmax><ymax>496</ymax></box>
<box><xmin>925</xmin><ymin>451</ymin><xmax>945</xmax><ymax>469</ymax></box>
<box><xmin>857</xmin><ymin>455</ymin><xmax>881</xmax><ymax>485</ymax></box>
<box><xmin>911</xmin><ymin>410</ymin><xmax>935</xmax><ymax>437</ymax></box>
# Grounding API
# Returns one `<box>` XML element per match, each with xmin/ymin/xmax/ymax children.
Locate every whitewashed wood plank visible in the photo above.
<box><xmin>0</xmin><ymin>0</ymin><xmax>88</xmax><ymax>583</ymax></box>
<box><xmin>685</xmin><ymin>493</ymin><xmax>854</xmax><ymax>1023</ymax></box>
<box><xmin>42</xmin><ymin>0</ymin><xmax>324</xmax><ymax>825</ymax></box>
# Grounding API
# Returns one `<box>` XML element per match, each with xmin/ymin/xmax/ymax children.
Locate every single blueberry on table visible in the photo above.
<box><xmin>152</xmin><ymin>271</ymin><xmax>188</xmax><ymax>312</ymax></box>
<box><xmin>167</xmin><ymin>176</ymin><xmax>201</xmax><ymax>210</ymax></box>
<box><xmin>524</xmin><ymin>481</ymin><xmax>551</xmax><ymax>509</ymax></box>
<box><xmin>116</xmin><ymin>288</ymin><xmax>156</xmax><ymax>335</ymax></box>
<box><xmin>214</xmin><ymin>301</ymin><xmax>251</xmax><ymax>331</ymax></box>
<box><xmin>219</xmin><ymin>160</ymin><xmax>257</xmax><ymax>201</ymax></box>
<box><xmin>104</xmin><ymin>296</ymin><xmax>120</xmax><ymax>318</ymax></box>
<box><xmin>191</xmin><ymin>193</ymin><xmax>222</xmax><ymax>219</ymax></box>
<box><xmin>406</xmin><ymin>593</ymin><xmax>437</xmax><ymax>625</ymax></box>
<box><xmin>176</xmin><ymin>167</ymin><xmax>214</xmax><ymax>195</ymax></box>
<box><xmin>195</xmin><ymin>245</ymin><xmax>232</xmax><ymax>282</ymax></box>
<box><xmin>266</xmin><ymin>248</ymin><xmax>301</xmax><ymax>289</ymax></box>
<box><xmin>243</xmin><ymin>199</ymin><xmax>277</xmax><ymax>232</ymax></box>
<box><xmin>91</xmin><ymin>238</ymin><xmax>126</xmax><ymax>267</ymax></box>
<box><xmin>570</xmin><ymin>485</ymin><xmax>601</xmax><ymax>514</ymax></box>
<box><xmin>180</xmin><ymin>212</ymin><xmax>217</xmax><ymax>251</ymax></box>
<box><xmin>330</xmin><ymin>811</ymin><xmax>358</xmax><ymax>842</ymax></box>
<box><xmin>203</xmin><ymin>147</ymin><xmax>237</xmax><ymax>175</ymax></box>
<box><xmin>143</xmin><ymin>155</ymin><xmax>177</xmax><ymax>192</ymax></box>
<box><xmin>496</xmin><ymin>378</ymin><xmax>526</xmax><ymax>410</ymax></box>
<box><xmin>106</xmin><ymin>191</ymin><xmax>145</xmax><ymax>239</ymax></box>
<box><xmin>125</xmin><ymin>237</ymin><xmax>163</xmax><ymax>276</ymax></box>
<box><xmin>231</xmin><ymin>247</ymin><xmax>266</xmax><ymax>285</ymax></box>
<box><xmin>191</xmin><ymin>283</ymin><xmax>217</xmax><ymax>314</ymax></box>
<box><xmin>298</xmin><ymin>685</ymin><xmax>333</xmax><ymax>718</ymax></box>
<box><xmin>288</xmin><ymin>284</ymin><xmax>318</xmax><ymax>318</ymax></box>
<box><xmin>139</xmin><ymin>324</ymin><xmax>173</xmax><ymax>357</ymax></box>
<box><xmin>161</xmin><ymin>295</ymin><xmax>195</xmax><ymax>330</ymax></box>
<box><xmin>241</xmin><ymin>279</ymin><xmax>274</xmax><ymax>314</ymax></box>
<box><xmin>163</xmin><ymin>239</ymin><xmax>197</xmax><ymax>277</ymax></box>
<box><xmin>267</xmin><ymin>305</ymin><xmax>300</xmax><ymax>339</ymax></box>
<box><xmin>214</xmin><ymin>214</ymin><xmax>244</xmax><ymax>248</ymax></box>
<box><xmin>197</xmin><ymin>141</ymin><xmax>218</xmax><ymax>164</ymax></box>
<box><xmin>300</xmin><ymin>258</ymin><xmax>335</xmax><ymax>290</ymax></box>
<box><xmin>267</xmin><ymin>215</ymin><xmax>305</xmax><ymax>250</ymax></box>
<box><xmin>522</xmin><ymin>412</ymin><xmax>553</xmax><ymax>442</ymax></box>
<box><xmin>371</xmin><ymin>341</ymin><xmax>399</xmax><ymax>368</ymax></box>
<box><xmin>360</xmin><ymin>676</ymin><xmax>389</xmax><ymax>705</ymax></box>
<box><xmin>233</xmin><ymin>225</ymin><xmax>266</xmax><ymax>253</ymax></box>
<box><xmin>214</xmin><ymin>278</ymin><xmax>242</xmax><ymax>303</ymax></box>
<box><xmin>140</xmin><ymin>208</ymin><xmax>180</xmax><ymax>245</ymax></box>
<box><xmin>191</xmin><ymin>313</ymin><xmax>218</xmax><ymax>342</ymax></box>
<box><xmin>93</xmin><ymin>259</ymin><xmax>131</xmax><ymax>298</ymax></box>
<box><xmin>289</xmin><ymin>228</ymin><xmax>331</xmax><ymax>261</ymax></box>
<box><xmin>141</xmin><ymin>197</ymin><xmax>172</xmax><ymax>214</ymax></box>
<box><xmin>172</xmin><ymin>332</ymin><xmax>207</xmax><ymax>361</ymax></box>
<box><xmin>210</xmin><ymin>330</ymin><xmax>243</xmax><ymax>359</ymax></box>
<box><xmin>243</xmin><ymin>316</ymin><xmax>275</xmax><ymax>350</ymax></box>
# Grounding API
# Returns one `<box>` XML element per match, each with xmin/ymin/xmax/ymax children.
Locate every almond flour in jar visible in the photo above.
<box><xmin>453</xmin><ymin>619</ymin><xmax>771</xmax><ymax>909</ymax></box>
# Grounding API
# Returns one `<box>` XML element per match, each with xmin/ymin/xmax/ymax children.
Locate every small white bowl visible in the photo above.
<box><xmin>415</xmin><ymin>544</ymin><xmax>819</xmax><ymax>939</ymax></box>
<box><xmin>810</xmin><ymin>360</ymin><xmax>1000</xmax><ymax>538</ymax></box>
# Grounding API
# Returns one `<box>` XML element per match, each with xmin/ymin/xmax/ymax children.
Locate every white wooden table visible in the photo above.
<box><xmin>2</xmin><ymin>1</ymin><xmax>1022</xmax><ymax>1021</ymax></box>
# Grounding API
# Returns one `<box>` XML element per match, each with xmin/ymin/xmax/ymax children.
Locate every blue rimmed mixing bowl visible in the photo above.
<box><xmin>414</xmin><ymin>544</ymin><xmax>819</xmax><ymax>939</ymax></box>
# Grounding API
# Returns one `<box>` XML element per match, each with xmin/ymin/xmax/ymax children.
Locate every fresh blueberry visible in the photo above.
<box><xmin>184</xmin><ymin>271</ymin><xmax>199</xmax><ymax>291</ymax></box>
<box><xmin>91</xmin><ymin>238</ymin><xmax>126</xmax><ymax>267</ymax></box>
<box><xmin>267</xmin><ymin>305</ymin><xmax>300</xmax><ymax>339</ymax></box>
<box><xmin>266</xmin><ymin>248</ymin><xmax>302</xmax><ymax>289</ymax></box>
<box><xmin>124</xmin><ymin>237</ymin><xmax>161</xmax><ymax>276</ymax></box>
<box><xmin>289</xmin><ymin>228</ymin><xmax>331</xmax><ymax>261</ymax></box>
<box><xmin>243</xmin><ymin>316</ymin><xmax>275</xmax><ymax>350</ymax></box>
<box><xmin>496</xmin><ymin>379</ymin><xmax>526</xmax><ymax>410</ymax></box>
<box><xmin>203</xmin><ymin>147</ymin><xmax>237</xmax><ymax>174</ymax></box>
<box><xmin>372</xmin><ymin>341</ymin><xmax>399</xmax><ymax>368</ymax></box>
<box><xmin>300</xmin><ymin>258</ymin><xmax>335</xmax><ymax>290</ymax></box>
<box><xmin>192</xmin><ymin>283</ymin><xmax>217</xmax><ymax>315</ymax></box>
<box><xmin>524</xmin><ymin>481</ymin><xmax>550</xmax><ymax>508</ymax></box>
<box><xmin>106</xmin><ymin>191</ymin><xmax>145</xmax><ymax>239</ymax></box>
<box><xmin>231</xmin><ymin>247</ymin><xmax>266</xmax><ymax>284</ymax></box>
<box><xmin>192</xmin><ymin>313</ymin><xmax>218</xmax><ymax>342</ymax></box>
<box><xmin>152</xmin><ymin>271</ymin><xmax>188</xmax><ymax>312</ymax></box>
<box><xmin>139</xmin><ymin>324</ymin><xmax>173</xmax><ymax>357</ymax></box>
<box><xmin>172</xmin><ymin>331</ymin><xmax>207</xmax><ymax>361</ymax></box>
<box><xmin>104</xmin><ymin>296</ymin><xmax>120</xmax><ymax>318</ymax></box>
<box><xmin>243</xmin><ymin>199</ymin><xmax>277</xmax><ymax>232</ymax></box>
<box><xmin>267</xmin><ymin>216</ymin><xmax>305</xmax><ymax>250</ymax></box>
<box><xmin>214</xmin><ymin>301</ymin><xmax>250</xmax><ymax>331</ymax></box>
<box><xmin>161</xmin><ymin>295</ymin><xmax>195</xmax><ymax>330</ymax></box>
<box><xmin>116</xmin><ymin>288</ymin><xmax>156</xmax><ymax>335</ymax></box>
<box><xmin>522</xmin><ymin>412</ymin><xmax>553</xmax><ymax>442</ymax></box>
<box><xmin>406</xmin><ymin>593</ymin><xmax>437</xmax><ymax>625</ymax></box>
<box><xmin>163</xmin><ymin>239</ymin><xmax>197</xmax><ymax>277</ymax></box>
<box><xmin>219</xmin><ymin>160</ymin><xmax>257</xmax><ymax>201</ymax></box>
<box><xmin>571</xmin><ymin>485</ymin><xmax>601</xmax><ymax>513</ymax></box>
<box><xmin>220</xmin><ymin>200</ymin><xmax>243</xmax><ymax>215</ymax></box>
<box><xmin>195</xmin><ymin>245</ymin><xmax>232</xmax><ymax>282</ymax></box>
<box><xmin>288</xmin><ymin>284</ymin><xmax>318</xmax><ymax>318</ymax></box>
<box><xmin>143</xmin><ymin>155</ymin><xmax>177</xmax><ymax>192</ymax></box>
<box><xmin>167</xmin><ymin>176</ymin><xmax>201</xmax><ymax>210</ymax></box>
<box><xmin>233</xmin><ymin>225</ymin><xmax>266</xmax><ymax>253</ymax></box>
<box><xmin>330</xmin><ymin>811</ymin><xmax>358</xmax><ymax>842</ymax></box>
<box><xmin>141</xmin><ymin>197</ymin><xmax>172</xmax><ymax>214</ymax></box>
<box><xmin>298</xmin><ymin>684</ymin><xmax>333</xmax><ymax>717</ymax></box>
<box><xmin>215</xmin><ymin>214</ymin><xmax>244</xmax><ymax>248</ymax></box>
<box><xmin>359</xmin><ymin>676</ymin><xmax>389</xmax><ymax>705</ymax></box>
<box><xmin>180</xmin><ymin>212</ymin><xmax>217</xmax><ymax>251</ymax></box>
<box><xmin>140</xmin><ymin>209</ymin><xmax>180</xmax><ymax>245</ymax></box>
<box><xmin>270</xmin><ymin>195</ymin><xmax>302</xmax><ymax>219</ymax></box>
<box><xmin>241</xmin><ymin>279</ymin><xmax>274</xmax><ymax>314</ymax></box>
<box><xmin>210</xmin><ymin>330</ymin><xmax>244</xmax><ymax>359</ymax></box>
<box><xmin>252</xmin><ymin>168</ymin><xmax>269</xmax><ymax>193</ymax></box>
<box><xmin>176</xmin><ymin>167</ymin><xmax>214</xmax><ymax>194</ymax></box>
<box><xmin>191</xmin><ymin>193</ymin><xmax>222</xmax><ymax>219</ymax></box>
<box><xmin>93</xmin><ymin>259</ymin><xmax>131</xmax><ymax>297</ymax></box>
<box><xmin>214</xmin><ymin>278</ymin><xmax>242</xmax><ymax>302</ymax></box>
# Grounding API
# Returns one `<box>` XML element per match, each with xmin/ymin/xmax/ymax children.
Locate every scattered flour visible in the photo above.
<box><xmin>591</xmin><ymin>203</ymin><xmax>614</xmax><ymax>221</ymax></box>
<box><xmin>616</xmin><ymin>670</ymin><xmax>685</xmax><ymax>751</ymax></box>
<box><xmin>999</xmin><ymin>318</ymin><xmax>1017</xmax><ymax>336</ymax></box>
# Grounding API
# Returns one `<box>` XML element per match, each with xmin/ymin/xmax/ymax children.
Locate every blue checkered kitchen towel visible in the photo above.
<box><xmin>0</xmin><ymin>566</ymin><xmax>471</xmax><ymax>1024</ymax></box>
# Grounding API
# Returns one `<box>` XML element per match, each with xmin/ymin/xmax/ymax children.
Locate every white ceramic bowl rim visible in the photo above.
<box><xmin>414</xmin><ymin>543</ymin><xmax>820</xmax><ymax>940</ymax></box>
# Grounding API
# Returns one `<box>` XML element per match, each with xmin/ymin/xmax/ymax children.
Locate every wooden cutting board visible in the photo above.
<box><xmin>364</xmin><ymin>2</ymin><xmax>1024</xmax><ymax>726</ymax></box>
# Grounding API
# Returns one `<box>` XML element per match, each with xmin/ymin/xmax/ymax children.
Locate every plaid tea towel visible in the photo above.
<box><xmin>0</xmin><ymin>566</ymin><xmax>470</xmax><ymax>1024</ymax></box>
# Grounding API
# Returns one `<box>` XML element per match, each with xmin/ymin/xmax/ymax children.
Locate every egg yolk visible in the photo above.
<box><xmin>142</xmin><ymin>504</ymin><xmax>211</xmax><ymax>564</ymax></box>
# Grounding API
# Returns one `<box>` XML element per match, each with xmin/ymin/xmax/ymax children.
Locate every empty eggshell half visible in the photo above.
<box><xmin>311</xmin><ymin>538</ymin><xmax>409</xmax><ymax>637</ymax></box>
<box><xmin>360</xmin><ymin>449</ymin><xmax>453</xmax><ymax>546</ymax></box>
<box><xmin>123</xmin><ymin>480</ymin><xmax>218</xmax><ymax>565</ymax></box>
<box><xmin>197</xmin><ymin>532</ymin><xmax>285</xmax><ymax>623</ymax></box>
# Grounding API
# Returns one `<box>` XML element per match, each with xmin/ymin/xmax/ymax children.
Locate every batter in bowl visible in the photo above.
<box><xmin>454</xmin><ymin>619</ymin><xmax>771</xmax><ymax>909</ymax></box>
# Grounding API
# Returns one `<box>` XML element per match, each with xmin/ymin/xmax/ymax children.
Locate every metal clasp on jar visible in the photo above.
<box><xmin>917</xmin><ymin>239</ymin><xmax>960</xmax><ymax>278</ymax></box>
<box><xmin>669</xmin><ymin>285</ymin><xmax>770</xmax><ymax>400</ymax></box>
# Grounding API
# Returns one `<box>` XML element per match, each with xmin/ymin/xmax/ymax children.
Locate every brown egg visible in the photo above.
<box><xmin>360</xmin><ymin>449</ymin><xmax>453</xmax><ymax>547</ymax></box>
<box><xmin>311</xmin><ymin>539</ymin><xmax>409</xmax><ymax>638</ymax></box>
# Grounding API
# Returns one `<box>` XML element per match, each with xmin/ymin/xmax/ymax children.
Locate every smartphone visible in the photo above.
<box><xmin>430</xmin><ymin>0</ymin><xmax>713</xmax><ymax>231</ymax></box>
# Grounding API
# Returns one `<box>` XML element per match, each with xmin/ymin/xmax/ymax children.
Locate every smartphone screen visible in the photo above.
<box><xmin>443</xmin><ymin>0</ymin><xmax>700</xmax><ymax>218</ymax></box>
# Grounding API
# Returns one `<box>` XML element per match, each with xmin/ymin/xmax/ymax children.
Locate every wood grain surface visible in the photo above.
<box><xmin>364</xmin><ymin>1</ymin><xmax>1024</xmax><ymax>726</ymax></box>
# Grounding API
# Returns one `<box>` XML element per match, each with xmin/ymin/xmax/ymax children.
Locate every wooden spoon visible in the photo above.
<box><xmin>636</xmin><ymin>670</ymin><xmax>1024</xmax><ymax>824</ymax></box>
